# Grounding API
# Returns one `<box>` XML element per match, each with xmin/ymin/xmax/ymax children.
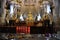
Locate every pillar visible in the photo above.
<box><xmin>0</xmin><ymin>0</ymin><xmax>6</xmax><ymax>24</ymax></box>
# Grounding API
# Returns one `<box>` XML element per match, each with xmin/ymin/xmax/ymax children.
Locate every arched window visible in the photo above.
<box><xmin>47</xmin><ymin>4</ymin><xmax>51</xmax><ymax>14</ymax></box>
<box><xmin>43</xmin><ymin>1</ymin><xmax>51</xmax><ymax>14</ymax></box>
<box><xmin>37</xmin><ymin>14</ymin><xmax>41</xmax><ymax>21</ymax></box>
<box><xmin>10</xmin><ymin>4</ymin><xmax>14</xmax><ymax>17</ymax></box>
<box><xmin>20</xmin><ymin>14</ymin><xmax>24</xmax><ymax>21</ymax></box>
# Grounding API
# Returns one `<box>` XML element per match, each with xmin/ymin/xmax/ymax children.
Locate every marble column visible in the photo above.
<box><xmin>53</xmin><ymin>0</ymin><xmax>59</xmax><ymax>22</ymax></box>
<box><xmin>0</xmin><ymin>0</ymin><xmax>6</xmax><ymax>24</ymax></box>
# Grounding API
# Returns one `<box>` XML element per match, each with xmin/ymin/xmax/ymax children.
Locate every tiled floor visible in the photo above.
<box><xmin>0</xmin><ymin>34</ymin><xmax>60</xmax><ymax>40</ymax></box>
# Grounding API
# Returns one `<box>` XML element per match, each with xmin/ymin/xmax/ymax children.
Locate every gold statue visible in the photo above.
<box><xmin>26</xmin><ymin>12</ymin><xmax>34</xmax><ymax>26</ymax></box>
<box><xmin>26</xmin><ymin>12</ymin><xmax>34</xmax><ymax>21</ymax></box>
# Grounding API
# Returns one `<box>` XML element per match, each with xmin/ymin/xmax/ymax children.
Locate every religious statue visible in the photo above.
<box><xmin>26</xmin><ymin>12</ymin><xmax>34</xmax><ymax>26</ymax></box>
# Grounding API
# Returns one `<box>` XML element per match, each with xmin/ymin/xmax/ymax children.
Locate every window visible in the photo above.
<box><xmin>10</xmin><ymin>4</ymin><xmax>14</xmax><ymax>17</ymax></box>
<box><xmin>37</xmin><ymin>14</ymin><xmax>41</xmax><ymax>21</ymax></box>
<box><xmin>20</xmin><ymin>14</ymin><xmax>24</xmax><ymax>21</ymax></box>
<box><xmin>47</xmin><ymin>4</ymin><xmax>51</xmax><ymax>14</ymax></box>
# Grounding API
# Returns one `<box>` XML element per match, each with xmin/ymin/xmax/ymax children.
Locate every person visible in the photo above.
<box><xmin>49</xmin><ymin>14</ymin><xmax>54</xmax><ymax>37</ymax></box>
<box><xmin>49</xmin><ymin>15</ymin><xmax>53</xmax><ymax>33</ymax></box>
<box><xmin>43</xmin><ymin>14</ymin><xmax>50</xmax><ymax>36</ymax></box>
